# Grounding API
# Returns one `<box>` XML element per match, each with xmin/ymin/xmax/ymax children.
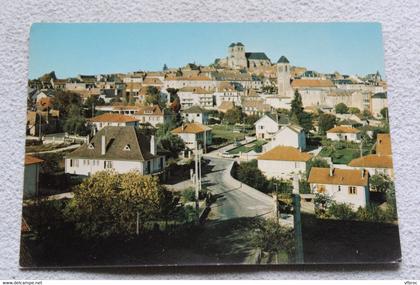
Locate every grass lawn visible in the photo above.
<box><xmin>319</xmin><ymin>147</ymin><xmax>359</xmax><ymax>164</ymax></box>
<box><xmin>227</xmin><ymin>140</ymin><xmax>266</xmax><ymax>155</ymax></box>
<box><xmin>211</xmin><ymin>124</ymin><xmax>247</xmax><ymax>142</ymax></box>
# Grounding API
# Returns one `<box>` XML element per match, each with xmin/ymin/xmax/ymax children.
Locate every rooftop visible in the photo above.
<box><xmin>171</xmin><ymin>122</ymin><xmax>211</xmax><ymax>134</ymax></box>
<box><xmin>25</xmin><ymin>155</ymin><xmax>43</xmax><ymax>166</ymax></box>
<box><xmin>257</xmin><ymin>146</ymin><xmax>312</xmax><ymax>162</ymax></box>
<box><xmin>376</xmin><ymin>133</ymin><xmax>392</xmax><ymax>155</ymax></box>
<box><xmin>327</xmin><ymin>126</ymin><xmax>360</xmax><ymax>134</ymax></box>
<box><xmin>291</xmin><ymin>79</ymin><xmax>335</xmax><ymax>88</ymax></box>
<box><xmin>308</xmin><ymin>167</ymin><xmax>368</xmax><ymax>186</ymax></box>
<box><xmin>348</xmin><ymin>154</ymin><xmax>393</xmax><ymax>169</ymax></box>
<box><xmin>90</xmin><ymin>113</ymin><xmax>139</xmax><ymax>123</ymax></box>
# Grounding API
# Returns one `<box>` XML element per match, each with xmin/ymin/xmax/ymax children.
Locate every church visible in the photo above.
<box><xmin>221</xmin><ymin>42</ymin><xmax>272</xmax><ymax>69</ymax></box>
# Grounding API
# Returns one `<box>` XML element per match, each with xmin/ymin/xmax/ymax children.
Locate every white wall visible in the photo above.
<box><xmin>327</xmin><ymin>132</ymin><xmax>361</xmax><ymax>142</ymax></box>
<box><xmin>310</xmin><ymin>183</ymin><xmax>369</xmax><ymax>209</ymax></box>
<box><xmin>266</xmin><ymin>127</ymin><xmax>306</xmax><ymax>150</ymax></box>
<box><xmin>255</xmin><ymin>116</ymin><xmax>279</xmax><ymax>140</ymax></box>
<box><xmin>258</xmin><ymin>159</ymin><xmax>307</xmax><ymax>179</ymax></box>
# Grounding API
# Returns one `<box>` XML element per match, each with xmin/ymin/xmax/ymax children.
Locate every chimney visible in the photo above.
<box><xmin>329</xmin><ymin>165</ymin><xmax>334</xmax><ymax>176</ymax></box>
<box><xmin>101</xmin><ymin>135</ymin><xmax>106</xmax><ymax>155</ymax></box>
<box><xmin>361</xmin><ymin>169</ymin><xmax>366</xmax><ymax>178</ymax></box>
<box><xmin>150</xmin><ymin>135</ymin><xmax>157</xmax><ymax>155</ymax></box>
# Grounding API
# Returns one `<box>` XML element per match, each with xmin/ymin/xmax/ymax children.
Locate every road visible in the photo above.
<box><xmin>201</xmin><ymin>156</ymin><xmax>274</xmax><ymax>222</ymax></box>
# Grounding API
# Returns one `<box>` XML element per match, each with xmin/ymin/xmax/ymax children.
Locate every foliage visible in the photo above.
<box><xmin>335</xmin><ymin>103</ymin><xmax>349</xmax><ymax>114</ymax></box>
<box><xmin>233</xmin><ymin>160</ymin><xmax>269</xmax><ymax>193</ymax></box>
<box><xmin>327</xmin><ymin>202</ymin><xmax>356</xmax><ymax>220</ymax></box>
<box><xmin>250</xmin><ymin>218</ymin><xmax>295</xmax><ymax>256</ymax></box>
<box><xmin>64</xmin><ymin>171</ymin><xmax>177</xmax><ymax>239</ymax></box>
<box><xmin>223</xmin><ymin>106</ymin><xmax>245</xmax><ymax>125</ymax></box>
<box><xmin>289</xmin><ymin>90</ymin><xmax>313</xmax><ymax>133</ymax></box>
<box><xmin>314</xmin><ymin>193</ymin><xmax>333</xmax><ymax>214</ymax></box>
<box><xmin>63</xmin><ymin>104</ymin><xmax>89</xmax><ymax>135</ymax></box>
<box><xmin>156</xmin><ymin>123</ymin><xmax>185</xmax><ymax>158</ymax></box>
<box><xmin>299</xmin><ymin>180</ymin><xmax>311</xmax><ymax>194</ymax></box>
<box><xmin>243</xmin><ymin>114</ymin><xmax>260</xmax><ymax>125</ymax></box>
<box><xmin>356</xmin><ymin>204</ymin><xmax>387</xmax><ymax>223</ymax></box>
<box><xmin>145</xmin><ymin>86</ymin><xmax>166</xmax><ymax>108</ymax></box>
<box><xmin>349</xmin><ymin>107</ymin><xmax>361</xmax><ymax>114</ymax></box>
<box><xmin>290</xmin><ymin>90</ymin><xmax>303</xmax><ymax>116</ymax></box>
<box><xmin>52</xmin><ymin>91</ymin><xmax>82</xmax><ymax>118</ymax></box>
<box><xmin>83</xmin><ymin>95</ymin><xmax>105</xmax><ymax>118</ymax></box>
<box><xmin>318</xmin><ymin>113</ymin><xmax>337</xmax><ymax>135</ymax></box>
<box><xmin>370</xmin><ymin>174</ymin><xmax>393</xmax><ymax>193</ymax></box>
<box><xmin>380</xmin><ymin>107</ymin><xmax>389</xmax><ymax>119</ymax></box>
<box><xmin>163</xmin><ymin>64</ymin><xmax>168</xmax><ymax>71</ymax></box>
<box><xmin>361</xmin><ymin>109</ymin><xmax>373</xmax><ymax>119</ymax></box>
<box><xmin>182</xmin><ymin>187</ymin><xmax>196</xmax><ymax>203</ymax></box>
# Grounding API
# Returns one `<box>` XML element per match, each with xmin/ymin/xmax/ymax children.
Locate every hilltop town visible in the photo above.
<box><xmin>21</xmin><ymin>42</ymin><xmax>398</xmax><ymax>265</ymax></box>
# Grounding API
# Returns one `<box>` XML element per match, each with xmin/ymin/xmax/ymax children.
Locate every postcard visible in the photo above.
<box><xmin>21</xmin><ymin>23</ymin><xmax>401</xmax><ymax>267</ymax></box>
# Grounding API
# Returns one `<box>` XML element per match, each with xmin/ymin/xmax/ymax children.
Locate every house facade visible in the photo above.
<box><xmin>133</xmin><ymin>105</ymin><xmax>174</xmax><ymax>127</ymax></box>
<box><xmin>326</xmin><ymin>126</ymin><xmax>361</xmax><ymax>142</ymax></box>
<box><xmin>264</xmin><ymin>124</ymin><xmax>306</xmax><ymax>151</ymax></box>
<box><xmin>181</xmin><ymin>106</ymin><xmax>209</xmax><ymax>125</ymax></box>
<box><xmin>171</xmin><ymin>123</ymin><xmax>212</xmax><ymax>151</ymax></box>
<box><xmin>89</xmin><ymin>113</ymin><xmax>139</xmax><ymax>132</ymax></box>
<box><xmin>257</xmin><ymin>146</ymin><xmax>312</xmax><ymax>179</ymax></box>
<box><xmin>254</xmin><ymin>114</ymin><xmax>279</xmax><ymax>140</ymax></box>
<box><xmin>65</xmin><ymin>126</ymin><xmax>165</xmax><ymax>176</ymax></box>
<box><xmin>308</xmin><ymin>167</ymin><xmax>369</xmax><ymax>209</ymax></box>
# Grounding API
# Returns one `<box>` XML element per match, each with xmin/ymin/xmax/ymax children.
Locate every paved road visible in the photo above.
<box><xmin>201</xmin><ymin>156</ymin><xmax>274</xmax><ymax>222</ymax></box>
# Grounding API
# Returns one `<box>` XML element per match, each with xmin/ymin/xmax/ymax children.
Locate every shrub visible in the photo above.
<box><xmin>182</xmin><ymin>187</ymin><xmax>196</xmax><ymax>202</ymax></box>
<box><xmin>328</xmin><ymin>202</ymin><xmax>356</xmax><ymax>220</ymax></box>
<box><xmin>356</xmin><ymin>204</ymin><xmax>386</xmax><ymax>223</ymax></box>
<box><xmin>299</xmin><ymin>180</ymin><xmax>311</xmax><ymax>194</ymax></box>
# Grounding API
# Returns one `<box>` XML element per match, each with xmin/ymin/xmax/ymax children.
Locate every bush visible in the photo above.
<box><xmin>299</xmin><ymin>180</ymin><xmax>311</xmax><ymax>194</ymax></box>
<box><xmin>335</xmin><ymin>103</ymin><xmax>349</xmax><ymax>114</ymax></box>
<box><xmin>182</xmin><ymin>187</ymin><xmax>196</xmax><ymax>203</ymax></box>
<box><xmin>328</xmin><ymin>202</ymin><xmax>356</xmax><ymax>220</ymax></box>
<box><xmin>356</xmin><ymin>204</ymin><xmax>386</xmax><ymax>223</ymax></box>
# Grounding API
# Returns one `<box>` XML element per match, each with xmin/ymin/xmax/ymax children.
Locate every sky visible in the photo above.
<box><xmin>29</xmin><ymin>23</ymin><xmax>385</xmax><ymax>79</ymax></box>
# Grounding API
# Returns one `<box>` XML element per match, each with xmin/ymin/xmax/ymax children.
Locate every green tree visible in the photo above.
<box><xmin>318</xmin><ymin>113</ymin><xmax>336</xmax><ymax>135</ymax></box>
<box><xmin>63</xmin><ymin>104</ymin><xmax>88</xmax><ymax>135</ymax></box>
<box><xmin>349</xmin><ymin>107</ymin><xmax>361</xmax><ymax>114</ymax></box>
<box><xmin>163</xmin><ymin>64</ymin><xmax>168</xmax><ymax>71</ymax></box>
<box><xmin>52</xmin><ymin>91</ymin><xmax>82</xmax><ymax>118</ymax></box>
<box><xmin>380</xmin><ymin>107</ymin><xmax>389</xmax><ymax>119</ymax></box>
<box><xmin>298</xmin><ymin>111</ymin><xmax>314</xmax><ymax>133</ymax></box>
<box><xmin>145</xmin><ymin>86</ymin><xmax>166</xmax><ymax>108</ymax></box>
<box><xmin>65</xmin><ymin>171</ymin><xmax>176</xmax><ymax>239</ymax></box>
<box><xmin>235</xmin><ymin>160</ymin><xmax>268</xmax><ymax>193</ymax></box>
<box><xmin>370</xmin><ymin>174</ymin><xmax>393</xmax><ymax>193</ymax></box>
<box><xmin>156</xmin><ymin>123</ymin><xmax>185</xmax><ymax>158</ymax></box>
<box><xmin>223</xmin><ymin>106</ymin><xmax>245</xmax><ymax>125</ymax></box>
<box><xmin>290</xmin><ymin>90</ymin><xmax>303</xmax><ymax>117</ymax></box>
<box><xmin>244</xmin><ymin>114</ymin><xmax>260</xmax><ymax>125</ymax></box>
<box><xmin>328</xmin><ymin>202</ymin><xmax>356</xmax><ymax>220</ymax></box>
<box><xmin>335</xmin><ymin>103</ymin><xmax>349</xmax><ymax>114</ymax></box>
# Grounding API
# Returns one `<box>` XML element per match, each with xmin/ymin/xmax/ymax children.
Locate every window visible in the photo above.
<box><xmin>146</xmin><ymin>161</ymin><xmax>151</xmax><ymax>174</ymax></box>
<box><xmin>104</xmin><ymin>161</ymin><xmax>113</xmax><ymax>169</ymax></box>
<box><xmin>338</xmin><ymin>185</ymin><xmax>341</xmax><ymax>191</ymax></box>
<box><xmin>123</xmin><ymin>144</ymin><xmax>131</xmax><ymax>151</ymax></box>
<box><xmin>70</xmin><ymin>159</ymin><xmax>73</xmax><ymax>167</ymax></box>
<box><xmin>348</xmin><ymin>186</ymin><xmax>357</xmax><ymax>195</ymax></box>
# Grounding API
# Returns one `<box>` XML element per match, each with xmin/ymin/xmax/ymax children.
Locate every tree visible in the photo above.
<box><xmin>298</xmin><ymin>111</ymin><xmax>314</xmax><ymax>133</ymax></box>
<box><xmin>244</xmin><ymin>114</ymin><xmax>260</xmax><ymax>125</ymax></box>
<box><xmin>223</xmin><ymin>106</ymin><xmax>245</xmax><ymax>125</ymax></box>
<box><xmin>234</xmin><ymin>160</ymin><xmax>268</xmax><ymax>193</ymax></box>
<box><xmin>290</xmin><ymin>90</ymin><xmax>303</xmax><ymax>117</ymax></box>
<box><xmin>52</xmin><ymin>91</ymin><xmax>82</xmax><ymax>118</ymax></box>
<box><xmin>306</xmin><ymin>157</ymin><xmax>329</xmax><ymax>178</ymax></box>
<box><xmin>145</xmin><ymin>86</ymin><xmax>166</xmax><ymax>108</ymax></box>
<box><xmin>156</xmin><ymin>123</ymin><xmax>185</xmax><ymax>158</ymax></box>
<box><xmin>163</xmin><ymin>64</ymin><xmax>168</xmax><ymax>71</ymax></box>
<box><xmin>170</xmin><ymin>96</ymin><xmax>181</xmax><ymax>113</ymax></box>
<box><xmin>65</xmin><ymin>171</ymin><xmax>177</xmax><ymax>239</ymax></box>
<box><xmin>370</xmin><ymin>174</ymin><xmax>393</xmax><ymax>193</ymax></box>
<box><xmin>63</xmin><ymin>104</ymin><xmax>88</xmax><ymax>135</ymax></box>
<box><xmin>318</xmin><ymin>113</ymin><xmax>336</xmax><ymax>135</ymax></box>
<box><xmin>380</xmin><ymin>107</ymin><xmax>389</xmax><ymax>119</ymax></box>
<box><xmin>328</xmin><ymin>202</ymin><xmax>356</xmax><ymax>220</ymax></box>
<box><xmin>349</xmin><ymin>107</ymin><xmax>361</xmax><ymax>114</ymax></box>
<box><xmin>335</xmin><ymin>103</ymin><xmax>349</xmax><ymax>114</ymax></box>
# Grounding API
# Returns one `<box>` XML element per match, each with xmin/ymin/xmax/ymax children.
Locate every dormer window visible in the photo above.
<box><xmin>123</xmin><ymin>144</ymin><xmax>131</xmax><ymax>151</ymax></box>
<box><xmin>88</xmin><ymin>143</ymin><xmax>95</xmax><ymax>150</ymax></box>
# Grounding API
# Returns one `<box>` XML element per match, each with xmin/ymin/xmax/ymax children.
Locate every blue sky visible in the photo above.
<box><xmin>29</xmin><ymin>23</ymin><xmax>385</xmax><ymax>79</ymax></box>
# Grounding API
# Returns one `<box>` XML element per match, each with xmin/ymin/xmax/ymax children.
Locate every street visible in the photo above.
<box><xmin>201</xmin><ymin>156</ymin><xmax>274</xmax><ymax>222</ymax></box>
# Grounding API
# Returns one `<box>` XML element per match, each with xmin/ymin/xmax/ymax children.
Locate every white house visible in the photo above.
<box><xmin>177</xmin><ymin>87</ymin><xmax>215</xmax><ymax>109</ymax></box>
<box><xmin>89</xmin><ymin>113</ymin><xmax>139</xmax><ymax>132</ymax></box>
<box><xmin>23</xmin><ymin>155</ymin><xmax>43</xmax><ymax>199</ymax></box>
<box><xmin>181</xmin><ymin>105</ymin><xmax>209</xmax><ymax>125</ymax></box>
<box><xmin>308</xmin><ymin>167</ymin><xmax>369</xmax><ymax>209</ymax></box>
<box><xmin>254</xmin><ymin>114</ymin><xmax>280</xmax><ymax>140</ymax></box>
<box><xmin>171</xmin><ymin>122</ymin><xmax>212</xmax><ymax>152</ymax></box>
<box><xmin>263</xmin><ymin>124</ymin><xmax>306</xmax><ymax>151</ymax></box>
<box><xmin>65</xmin><ymin>126</ymin><xmax>165</xmax><ymax>176</ymax></box>
<box><xmin>257</xmin><ymin>146</ymin><xmax>312</xmax><ymax>179</ymax></box>
<box><xmin>133</xmin><ymin>105</ymin><xmax>174</xmax><ymax>127</ymax></box>
<box><xmin>326</xmin><ymin>126</ymin><xmax>361</xmax><ymax>142</ymax></box>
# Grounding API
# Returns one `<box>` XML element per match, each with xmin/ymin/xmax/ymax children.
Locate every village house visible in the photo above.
<box><xmin>177</xmin><ymin>87</ymin><xmax>215</xmax><ymax>109</ymax></box>
<box><xmin>370</xmin><ymin>92</ymin><xmax>388</xmax><ymax>118</ymax></box>
<box><xmin>263</xmin><ymin>124</ymin><xmax>306</xmax><ymax>151</ymax></box>
<box><xmin>257</xmin><ymin>146</ymin><xmax>312</xmax><ymax>179</ymax></box>
<box><xmin>181</xmin><ymin>105</ymin><xmax>209</xmax><ymax>125</ymax></box>
<box><xmin>214</xmin><ymin>82</ymin><xmax>242</xmax><ymax>107</ymax></box>
<box><xmin>254</xmin><ymin>114</ymin><xmax>282</xmax><ymax>140</ymax></box>
<box><xmin>308</xmin><ymin>167</ymin><xmax>369</xmax><ymax>209</ymax></box>
<box><xmin>133</xmin><ymin>105</ymin><xmax>174</xmax><ymax>127</ymax></box>
<box><xmin>326</xmin><ymin>126</ymin><xmax>361</xmax><ymax>142</ymax></box>
<box><xmin>242</xmin><ymin>100</ymin><xmax>272</xmax><ymax>116</ymax></box>
<box><xmin>348</xmin><ymin>133</ymin><xmax>393</xmax><ymax>178</ymax></box>
<box><xmin>163</xmin><ymin>75</ymin><xmax>217</xmax><ymax>91</ymax></box>
<box><xmin>65</xmin><ymin>126</ymin><xmax>165</xmax><ymax>176</ymax></box>
<box><xmin>89</xmin><ymin>113</ymin><xmax>139</xmax><ymax>132</ymax></box>
<box><xmin>23</xmin><ymin>155</ymin><xmax>43</xmax><ymax>199</ymax></box>
<box><xmin>171</xmin><ymin>122</ymin><xmax>212</xmax><ymax>152</ymax></box>
<box><xmin>218</xmin><ymin>101</ymin><xmax>235</xmax><ymax>113</ymax></box>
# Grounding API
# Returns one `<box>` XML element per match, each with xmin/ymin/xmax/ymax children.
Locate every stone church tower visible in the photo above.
<box><xmin>228</xmin><ymin>42</ymin><xmax>247</xmax><ymax>69</ymax></box>
<box><xmin>277</xmin><ymin>56</ymin><xmax>293</xmax><ymax>97</ymax></box>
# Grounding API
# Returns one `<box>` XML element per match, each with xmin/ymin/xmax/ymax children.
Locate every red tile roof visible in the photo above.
<box><xmin>25</xmin><ymin>155</ymin><xmax>43</xmax><ymax>166</ymax></box>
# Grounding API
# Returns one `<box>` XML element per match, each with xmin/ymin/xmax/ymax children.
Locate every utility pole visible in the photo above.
<box><xmin>292</xmin><ymin>175</ymin><xmax>304</xmax><ymax>263</ymax></box>
<box><xmin>136</xmin><ymin>211</ymin><xmax>140</xmax><ymax>236</ymax></box>
<box><xmin>194</xmin><ymin>142</ymin><xmax>200</xmax><ymax>219</ymax></box>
